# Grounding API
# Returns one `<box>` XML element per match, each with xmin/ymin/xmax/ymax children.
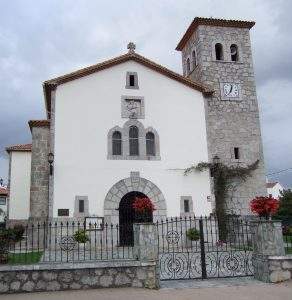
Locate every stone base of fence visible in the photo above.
<box><xmin>253</xmin><ymin>254</ymin><xmax>292</xmax><ymax>283</ymax></box>
<box><xmin>0</xmin><ymin>260</ymin><xmax>159</xmax><ymax>294</ymax></box>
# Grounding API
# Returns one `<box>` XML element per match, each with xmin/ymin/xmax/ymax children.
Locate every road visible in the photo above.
<box><xmin>1</xmin><ymin>279</ymin><xmax>292</xmax><ymax>300</ymax></box>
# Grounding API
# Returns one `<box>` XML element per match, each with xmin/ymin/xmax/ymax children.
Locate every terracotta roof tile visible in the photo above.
<box><xmin>28</xmin><ymin>120</ymin><xmax>50</xmax><ymax>130</ymax></box>
<box><xmin>6</xmin><ymin>144</ymin><xmax>32</xmax><ymax>153</ymax></box>
<box><xmin>43</xmin><ymin>51</ymin><xmax>213</xmax><ymax>118</ymax></box>
<box><xmin>176</xmin><ymin>17</ymin><xmax>255</xmax><ymax>51</ymax></box>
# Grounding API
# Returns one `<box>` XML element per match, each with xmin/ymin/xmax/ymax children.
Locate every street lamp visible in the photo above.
<box><xmin>48</xmin><ymin>153</ymin><xmax>54</xmax><ymax>175</ymax></box>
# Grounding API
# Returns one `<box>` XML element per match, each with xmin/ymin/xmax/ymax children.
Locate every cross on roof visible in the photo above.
<box><xmin>127</xmin><ymin>42</ymin><xmax>136</xmax><ymax>53</ymax></box>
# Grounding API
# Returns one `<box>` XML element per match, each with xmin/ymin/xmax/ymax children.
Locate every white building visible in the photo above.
<box><xmin>6</xmin><ymin>18</ymin><xmax>267</xmax><ymax>246</ymax></box>
<box><xmin>0</xmin><ymin>185</ymin><xmax>8</xmax><ymax>223</ymax></box>
<box><xmin>266</xmin><ymin>182</ymin><xmax>284</xmax><ymax>199</ymax></box>
<box><xmin>5</xmin><ymin>144</ymin><xmax>32</xmax><ymax>225</ymax></box>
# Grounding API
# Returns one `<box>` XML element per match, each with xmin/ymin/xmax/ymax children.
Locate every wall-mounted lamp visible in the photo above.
<box><xmin>48</xmin><ymin>152</ymin><xmax>54</xmax><ymax>175</ymax></box>
<box><xmin>213</xmin><ymin>155</ymin><xmax>220</xmax><ymax>164</ymax></box>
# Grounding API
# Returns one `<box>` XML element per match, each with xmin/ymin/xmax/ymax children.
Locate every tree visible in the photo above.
<box><xmin>275</xmin><ymin>189</ymin><xmax>292</xmax><ymax>218</ymax></box>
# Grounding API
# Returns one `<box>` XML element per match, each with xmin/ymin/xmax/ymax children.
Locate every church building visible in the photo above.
<box><xmin>6</xmin><ymin>17</ymin><xmax>267</xmax><ymax>227</ymax></box>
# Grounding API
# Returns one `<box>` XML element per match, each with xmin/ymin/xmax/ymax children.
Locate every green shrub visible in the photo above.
<box><xmin>186</xmin><ymin>228</ymin><xmax>200</xmax><ymax>241</ymax></box>
<box><xmin>0</xmin><ymin>226</ymin><xmax>25</xmax><ymax>264</ymax></box>
<box><xmin>73</xmin><ymin>229</ymin><xmax>89</xmax><ymax>243</ymax></box>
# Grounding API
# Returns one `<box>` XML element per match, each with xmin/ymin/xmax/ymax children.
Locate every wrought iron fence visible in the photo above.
<box><xmin>156</xmin><ymin>216</ymin><xmax>254</xmax><ymax>280</ymax></box>
<box><xmin>280</xmin><ymin>216</ymin><xmax>292</xmax><ymax>254</ymax></box>
<box><xmin>0</xmin><ymin>221</ymin><xmax>135</xmax><ymax>265</ymax></box>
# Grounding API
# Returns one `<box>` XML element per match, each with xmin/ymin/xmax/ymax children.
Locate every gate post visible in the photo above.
<box><xmin>133</xmin><ymin>223</ymin><xmax>159</xmax><ymax>288</ymax></box>
<box><xmin>199</xmin><ymin>218</ymin><xmax>207</xmax><ymax>279</ymax></box>
<box><xmin>250</xmin><ymin>220</ymin><xmax>286</xmax><ymax>282</ymax></box>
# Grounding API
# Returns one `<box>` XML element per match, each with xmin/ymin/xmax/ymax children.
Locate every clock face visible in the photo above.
<box><xmin>223</xmin><ymin>83</ymin><xmax>239</xmax><ymax>98</ymax></box>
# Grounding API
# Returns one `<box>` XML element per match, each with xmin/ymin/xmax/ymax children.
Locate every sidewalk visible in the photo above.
<box><xmin>1</xmin><ymin>279</ymin><xmax>292</xmax><ymax>300</ymax></box>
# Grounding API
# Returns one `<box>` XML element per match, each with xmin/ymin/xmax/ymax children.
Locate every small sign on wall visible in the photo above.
<box><xmin>85</xmin><ymin>217</ymin><xmax>104</xmax><ymax>231</ymax></box>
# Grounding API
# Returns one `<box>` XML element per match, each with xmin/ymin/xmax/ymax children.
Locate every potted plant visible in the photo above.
<box><xmin>73</xmin><ymin>229</ymin><xmax>89</xmax><ymax>249</ymax></box>
<box><xmin>186</xmin><ymin>228</ymin><xmax>200</xmax><ymax>241</ymax></box>
<box><xmin>250</xmin><ymin>196</ymin><xmax>279</xmax><ymax>220</ymax></box>
<box><xmin>132</xmin><ymin>197</ymin><xmax>156</xmax><ymax>223</ymax></box>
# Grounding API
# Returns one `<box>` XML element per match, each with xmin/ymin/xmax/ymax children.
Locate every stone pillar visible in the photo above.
<box><xmin>133</xmin><ymin>223</ymin><xmax>158</xmax><ymax>262</ymax></box>
<box><xmin>133</xmin><ymin>223</ymin><xmax>159</xmax><ymax>289</ymax></box>
<box><xmin>29</xmin><ymin>121</ymin><xmax>50</xmax><ymax>222</ymax></box>
<box><xmin>250</xmin><ymin>220</ymin><xmax>285</xmax><ymax>282</ymax></box>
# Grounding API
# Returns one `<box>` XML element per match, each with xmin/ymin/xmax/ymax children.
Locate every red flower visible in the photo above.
<box><xmin>250</xmin><ymin>196</ymin><xmax>279</xmax><ymax>218</ymax></box>
<box><xmin>132</xmin><ymin>197</ymin><xmax>156</xmax><ymax>213</ymax></box>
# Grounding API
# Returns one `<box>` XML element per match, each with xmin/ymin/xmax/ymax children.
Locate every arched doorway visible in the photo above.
<box><xmin>119</xmin><ymin>191</ymin><xmax>153</xmax><ymax>246</ymax></box>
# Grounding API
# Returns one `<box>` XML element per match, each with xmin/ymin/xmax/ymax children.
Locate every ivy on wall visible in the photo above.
<box><xmin>184</xmin><ymin>159</ymin><xmax>259</xmax><ymax>240</ymax></box>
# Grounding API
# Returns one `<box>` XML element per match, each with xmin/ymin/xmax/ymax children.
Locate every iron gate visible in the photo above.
<box><xmin>157</xmin><ymin>216</ymin><xmax>254</xmax><ymax>280</ymax></box>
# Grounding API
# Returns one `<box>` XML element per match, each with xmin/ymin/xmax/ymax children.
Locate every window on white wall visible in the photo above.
<box><xmin>79</xmin><ymin>200</ymin><xmax>84</xmax><ymax>213</ymax></box>
<box><xmin>184</xmin><ymin>199</ymin><xmax>190</xmax><ymax>213</ymax></box>
<box><xmin>146</xmin><ymin>132</ymin><xmax>155</xmax><ymax>156</ymax></box>
<box><xmin>0</xmin><ymin>197</ymin><xmax>6</xmax><ymax>205</ymax></box>
<box><xmin>112</xmin><ymin>131</ymin><xmax>122</xmax><ymax>155</ymax></box>
<box><xmin>129</xmin><ymin>126</ymin><xmax>139</xmax><ymax>155</ymax></box>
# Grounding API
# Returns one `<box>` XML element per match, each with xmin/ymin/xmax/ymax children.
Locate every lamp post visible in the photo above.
<box><xmin>48</xmin><ymin>153</ymin><xmax>54</xmax><ymax>175</ymax></box>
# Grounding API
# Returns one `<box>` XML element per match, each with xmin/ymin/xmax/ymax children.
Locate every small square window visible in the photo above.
<box><xmin>184</xmin><ymin>200</ymin><xmax>190</xmax><ymax>213</ymax></box>
<box><xmin>58</xmin><ymin>209</ymin><xmax>69</xmax><ymax>216</ymax></box>
<box><xmin>79</xmin><ymin>200</ymin><xmax>84</xmax><ymax>213</ymax></box>
<box><xmin>126</xmin><ymin>72</ymin><xmax>139</xmax><ymax>89</ymax></box>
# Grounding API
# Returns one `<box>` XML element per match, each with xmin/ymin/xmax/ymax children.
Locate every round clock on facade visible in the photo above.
<box><xmin>223</xmin><ymin>83</ymin><xmax>239</xmax><ymax>98</ymax></box>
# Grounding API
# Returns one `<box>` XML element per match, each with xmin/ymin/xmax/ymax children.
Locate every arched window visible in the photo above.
<box><xmin>215</xmin><ymin>43</ymin><xmax>223</xmax><ymax>61</ymax></box>
<box><xmin>129</xmin><ymin>126</ymin><xmax>139</xmax><ymax>155</ymax></box>
<box><xmin>192</xmin><ymin>50</ymin><xmax>197</xmax><ymax>68</ymax></box>
<box><xmin>186</xmin><ymin>58</ymin><xmax>191</xmax><ymax>74</ymax></box>
<box><xmin>146</xmin><ymin>132</ymin><xmax>155</xmax><ymax>156</ymax></box>
<box><xmin>230</xmin><ymin>44</ymin><xmax>238</xmax><ymax>61</ymax></box>
<box><xmin>112</xmin><ymin>131</ymin><xmax>122</xmax><ymax>155</ymax></box>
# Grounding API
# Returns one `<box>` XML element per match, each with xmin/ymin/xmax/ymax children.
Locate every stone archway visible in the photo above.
<box><xmin>104</xmin><ymin>172</ymin><xmax>167</xmax><ymax>224</ymax></box>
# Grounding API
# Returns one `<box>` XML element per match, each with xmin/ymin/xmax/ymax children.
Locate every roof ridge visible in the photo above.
<box><xmin>6</xmin><ymin>143</ymin><xmax>32</xmax><ymax>153</ymax></box>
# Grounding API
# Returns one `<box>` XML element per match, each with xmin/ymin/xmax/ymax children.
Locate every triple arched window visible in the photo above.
<box><xmin>108</xmin><ymin>121</ymin><xmax>160</xmax><ymax>160</ymax></box>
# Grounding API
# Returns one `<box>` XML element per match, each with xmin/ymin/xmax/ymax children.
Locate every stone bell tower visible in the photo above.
<box><xmin>176</xmin><ymin>17</ymin><xmax>267</xmax><ymax>215</ymax></box>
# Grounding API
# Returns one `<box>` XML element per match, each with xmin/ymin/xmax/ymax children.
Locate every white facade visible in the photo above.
<box><xmin>8</xmin><ymin>151</ymin><xmax>31</xmax><ymax>220</ymax></box>
<box><xmin>52</xmin><ymin>60</ymin><xmax>212</xmax><ymax>218</ymax></box>
<box><xmin>267</xmin><ymin>182</ymin><xmax>284</xmax><ymax>199</ymax></box>
<box><xmin>0</xmin><ymin>188</ymin><xmax>8</xmax><ymax>222</ymax></box>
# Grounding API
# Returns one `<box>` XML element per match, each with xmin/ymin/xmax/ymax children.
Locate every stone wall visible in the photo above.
<box><xmin>253</xmin><ymin>255</ymin><xmax>292</xmax><ymax>283</ymax></box>
<box><xmin>182</xmin><ymin>25</ymin><xmax>267</xmax><ymax>215</ymax></box>
<box><xmin>30</xmin><ymin>125</ymin><xmax>50</xmax><ymax>221</ymax></box>
<box><xmin>0</xmin><ymin>261</ymin><xmax>159</xmax><ymax>294</ymax></box>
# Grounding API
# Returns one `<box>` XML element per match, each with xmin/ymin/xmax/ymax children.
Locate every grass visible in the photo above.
<box><xmin>7</xmin><ymin>251</ymin><xmax>43</xmax><ymax>265</ymax></box>
<box><xmin>285</xmin><ymin>248</ymin><xmax>292</xmax><ymax>254</ymax></box>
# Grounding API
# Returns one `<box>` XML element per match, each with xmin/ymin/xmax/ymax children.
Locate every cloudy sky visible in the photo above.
<box><xmin>0</xmin><ymin>0</ymin><xmax>291</xmax><ymax>187</ymax></box>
